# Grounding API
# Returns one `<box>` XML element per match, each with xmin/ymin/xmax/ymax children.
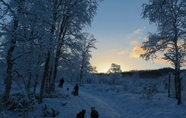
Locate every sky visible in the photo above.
<box><xmin>87</xmin><ymin>0</ymin><xmax>173</xmax><ymax>73</ymax></box>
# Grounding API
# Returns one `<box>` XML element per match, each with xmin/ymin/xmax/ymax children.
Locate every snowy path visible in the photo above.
<box><xmin>79</xmin><ymin>91</ymin><xmax>122</xmax><ymax>118</ymax></box>
<box><xmin>47</xmin><ymin>84</ymin><xmax>186</xmax><ymax>118</ymax></box>
<box><xmin>55</xmin><ymin>84</ymin><xmax>122</xmax><ymax>118</ymax></box>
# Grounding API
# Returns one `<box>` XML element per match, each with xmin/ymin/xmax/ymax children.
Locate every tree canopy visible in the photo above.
<box><xmin>141</xmin><ymin>0</ymin><xmax>186</xmax><ymax>104</ymax></box>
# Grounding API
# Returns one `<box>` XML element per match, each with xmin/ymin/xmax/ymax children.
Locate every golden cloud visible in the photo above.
<box><xmin>130</xmin><ymin>45</ymin><xmax>144</xmax><ymax>58</ymax></box>
<box><xmin>153</xmin><ymin>58</ymin><xmax>169</xmax><ymax>65</ymax></box>
<box><xmin>130</xmin><ymin>45</ymin><xmax>170</xmax><ymax>65</ymax></box>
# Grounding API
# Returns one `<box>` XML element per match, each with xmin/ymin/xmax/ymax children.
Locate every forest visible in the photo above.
<box><xmin>0</xmin><ymin>0</ymin><xmax>186</xmax><ymax>117</ymax></box>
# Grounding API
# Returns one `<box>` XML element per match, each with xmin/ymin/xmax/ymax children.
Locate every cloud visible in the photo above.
<box><xmin>130</xmin><ymin>46</ymin><xmax>170</xmax><ymax>65</ymax></box>
<box><xmin>133</xmin><ymin>29</ymin><xmax>143</xmax><ymax>34</ymax></box>
<box><xmin>117</xmin><ymin>50</ymin><xmax>127</xmax><ymax>55</ymax></box>
<box><xmin>124</xmin><ymin>28</ymin><xmax>145</xmax><ymax>40</ymax></box>
<box><xmin>130</xmin><ymin>40</ymin><xmax>139</xmax><ymax>46</ymax></box>
<box><xmin>130</xmin><ymin>45</ymin><xmax>144</xmax><ymax>58</ymax></box>
<box><xmin>125</xmin><ymin>34</ymin><xmax>132</xmax><ymax>39</ymax></box>
<box><xmin>153</xmin><ymin>58</ymin><xmax>169</xmax><ymax>65</ymax></box>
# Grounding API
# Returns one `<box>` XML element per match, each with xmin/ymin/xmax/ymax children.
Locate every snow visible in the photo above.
<box><xmin>1</xmin><ymin>77</ymin><xmax>186</xmax><ymax>118</ymax></box>
<box><xmin>52</xmin><ymin>84</ymin><xmax>186</xmax><ymax>118</ymax></box>
<box><xmin>40</xmin><ymin>84</ymin><xmax>186</xmax><ymax>117</ymax></box>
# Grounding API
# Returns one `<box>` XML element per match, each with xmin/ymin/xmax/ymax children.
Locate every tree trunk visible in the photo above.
<box><xmin>33</xmin><ymin>58</ymin><xmax>40</xmax><ymax>94</ymax></box>
<box><xmin>4</xmin><ymin>42</ymin><xmax>15</xmax><ymax>101</ymax></box>
<box><xmin>27</xmin><ymin>74</ymin><xmax>31</xmax><ymax>97</ymax></box>
<box><xmin>79</xmin><ymin>59</ymin><xmax>84</xmax><ymax>85</ymax></box>
<box><xmin>49</xmin><ymin>14</ymin><xmax>69</xmax><ymax>90</ymax></box>
<box><xmin>45</xmin><ymin>64</ymin><xmax>53</xmax><ymax>94</ymax></box>
<box><xmin>174</xmin><ymin>72</ymin><xmax>178</xmax><ymax>99</ymax></box>
<box><xmin>175</xmin><ymin>66</ymin><xmax>181</xmax><ymax>104</ymax></box>
<box><xmin>33</xmin><ymin>73</ymin><xmax>38</xmax><ymax>94</ymax></box>
<box><xmin>50</xmin><ymin>52</ymin><xmax>59</xmax><ymax>93</ymax></box>
<box><xmin>168</xmin><ymin>73</ymin><xmax>170</xmax><ymax>97</ymax></box>
<box><xmin>3</xmin><ymin>19</ymin><xmax>18</xmax><ymax>102</ymax></box>
<box><xmin>39</xmin><ymin>51</ymin><xmax>50</xmax><ymax>104</ymax></box>
<box><xmin>177</xmin><ymin>76</ymin><xmax>181</xmax><ymax>104</ymax></box>
<box><xmin>50</xmin><ymin>44</ymin><xmax>63</xmax><ymax>93</ymax></box>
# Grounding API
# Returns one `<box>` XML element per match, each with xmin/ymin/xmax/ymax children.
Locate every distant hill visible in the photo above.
<box><xmin>121</xmin><ymin>67</ymin><xmax>174</xmax><ymax>79</ymax></box>
<box><xmin>96</xmin><ymin>67</ymin><xmax>186</xmax><ymax>79</ymax></box>
<box><xmin>122</xmin><ymin>67</ymin><xmax>186</xmax><ymax>79</ymax></box>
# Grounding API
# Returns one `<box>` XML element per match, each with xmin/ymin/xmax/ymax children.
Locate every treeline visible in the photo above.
<box><xmin>122</xmin><ymin>68</ymin><xmax>175</xmax><ymax>79</ymax></box>
<box><xmin>97</xmin><ymin>67</ymin><xmax>177</xmax><ymax>79</ymax></box>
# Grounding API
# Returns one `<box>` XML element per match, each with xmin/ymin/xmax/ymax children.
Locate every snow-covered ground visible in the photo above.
<box><xmin>1</xmin><ymin>79</ymin><xmax>186</xmax><ymax>118</ymax></box>
<box><xmin>30</xmin><ymin>83</ymin><xmax>186</xmax><ymax>118</ymax></box>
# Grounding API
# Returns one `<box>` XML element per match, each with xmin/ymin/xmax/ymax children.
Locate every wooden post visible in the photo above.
<box><xmin>168</xmin><ymin>73</ymin><xmax>170</xmax><ymax>97</ymax></box>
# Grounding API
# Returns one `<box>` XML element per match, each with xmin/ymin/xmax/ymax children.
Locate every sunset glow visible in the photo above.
<box><xmin>90</xmin><ymin>59</ymin><xmax>130</xmax><ymax>73</ymax></box>
<box><xmin>97</xmin><ymin>65</ymin><xmax>110</xmax><ymax>73</ymax></box>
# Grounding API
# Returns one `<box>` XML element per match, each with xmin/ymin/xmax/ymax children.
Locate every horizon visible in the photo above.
<box><xmin>95</xmin><ymin>67</ymin><xmax>176</xmax><ymax>74</ymax></box>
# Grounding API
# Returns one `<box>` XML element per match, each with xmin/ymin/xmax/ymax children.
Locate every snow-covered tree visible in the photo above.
<box><xmin>107</xmin><ymin>63</ymin><xmax>122</xmax><ymax>74</ymax></box>
<box><xmin>141</xmin><ymin>0</ymin><xmax>186</xmax><ymax>104</ymax></box>
<box><xmin>78</xmin><ymin>33</ymin><xmax>97</xmax><ymax>85</ymax></box>
<box><xmin>34</xmin><ymin>0</ymin><xmax>102</xmax><ymax>103</ymax></box>
<box><xmin>107</xmin><ymin>63</ymin><xmax>122</xmax><ymax>84</ymax></box>
<box><xmin>0</xmin><ymin>0</ymin><xmax>102</xmax><ymax>104</ymax></box>
<box><xmin>39</xmin><ymin>0</ymin><xmax>101</xmax><ymax>94</ymax></box>
<box><xmin>0</xmin><ymin>0</ymin><xmax>30</xmax><ymax>101</ymax></box>
<box><xmin>0</xmin><ymin>0</ymin><xmax>49</xmax><ymax>101</ymax></box>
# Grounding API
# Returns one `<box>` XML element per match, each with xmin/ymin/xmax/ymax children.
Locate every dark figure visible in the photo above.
<box><xmin>67</xmin><ymin>87</ymin><xmax>69</xmax><ymax>91</ymax></box>
<box><xmin>73</xmin><ymin>84</ymin><xmax>79</xmax><ymax>96</ymax></box>
<box><xmin>90</xmin><ymin>107</ymin><xmax>99</xmax><ymax>118</ymax></box>
<box><xmin>58</xmin><ymin>78</ymin><xmax>64</xmax><ymax>88</ymax></box>
<box><xmin>76</xmin><ymin>109</ymin><xmax>86</xmax><ymax>118</ymax></box>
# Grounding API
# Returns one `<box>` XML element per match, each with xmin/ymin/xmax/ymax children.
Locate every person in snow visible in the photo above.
<box><xmin>58</xmin><ymin>78</ymin><xmax>64</xmax><ymax>88</ymax></box>
<box><xmin>73</xmin><ymin>84</ymin><xmax>79</xmax><ymax>96</ymax></box>
<box><xmin>90</xmin><ymin>107</ymin><xmax>99</xmax><ymax>118</ymax></box>
<box><xmin>76</xmin><ymin>109</ymin><xmax>86</xmax><ymax>118</ymax></box>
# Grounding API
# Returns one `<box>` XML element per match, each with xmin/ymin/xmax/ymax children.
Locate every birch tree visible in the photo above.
<box><xmin>0</xmin><ymin>0</ymin><xmax>27</xmax><ymax>101</ymax></box>
<box><xmin>0</xmin><ymin>0</ymin><xmax>49</xmax><ymax>102</ymax></box>
<box><xmin>39</xmin><ymin>0</ymin><xmax>102</xmax><ymax>103</ymax></box>
<box><xmin>107</xmin><ymin>63</ymin><xmax>122</xmax><ymax>84</ymax></box>
<box><xmin>141</xmin><ymin>0</ymin><xmax>186</xmax><ymax>104</ymax></box>
<box><xmin>78</xmin><ymin>33</ymin><xmax>97</xmax><ymax>85</ymax></box>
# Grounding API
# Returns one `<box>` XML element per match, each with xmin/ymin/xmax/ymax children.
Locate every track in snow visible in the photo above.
<box><xmin>56</xmin><ymin>84</ymin><xmax>122</xmax><ymax>118</ymax></box>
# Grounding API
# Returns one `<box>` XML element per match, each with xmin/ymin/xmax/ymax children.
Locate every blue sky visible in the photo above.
<box><xmin>87</xmin><ymin>0</ymin><xmax>172</xmax><ymax>72</ymax></box>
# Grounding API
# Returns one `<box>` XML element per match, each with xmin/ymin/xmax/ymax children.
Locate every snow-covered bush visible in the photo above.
<box><xmin>42</xmin><ymin>104</ymin><xmax>59</xmax><ymax>117</ymax></box>
<box><xmin>85</xmin><ymin>74</ymin><xmax>99</xmax><ymax>84</ymax></box>
<box><xmin>141</xmin><ymin>84</ymin><xmax>158</xmax><ymax>100</ymax></box>
<box><xmin>45</xmin><ymin>90</ymin><xmax>70</xmax><ymax>100</ymax></box>
<box><xmin>4</xmin><ymin>93</ymin><xmax>36</xmax><ymax>116</ymax></box>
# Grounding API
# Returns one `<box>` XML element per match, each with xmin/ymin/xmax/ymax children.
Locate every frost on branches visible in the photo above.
<box><xmin>141</xmin><ymin>0</ymin><xmax>186</xmax><ymax>104</ymax></box>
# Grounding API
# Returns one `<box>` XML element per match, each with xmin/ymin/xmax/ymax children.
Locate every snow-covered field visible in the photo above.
<box><xmin>49</xmin><ymin>83</ymin><xmax>186</xmax><ymax>118</ymax></box>
<box><xmin>1</xmin><ymin>76</ymin><xmax>186</xmax><ymax>118</ymax></box>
